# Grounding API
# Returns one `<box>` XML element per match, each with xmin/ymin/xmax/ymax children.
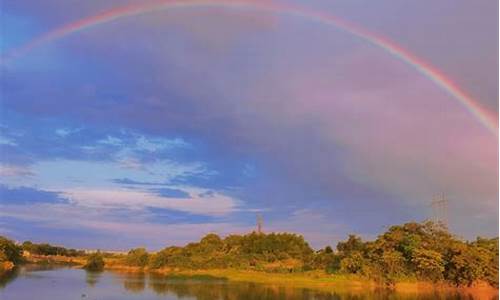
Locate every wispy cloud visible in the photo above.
<box><xmin>60</xmin><ymin>187</ymin><xmax>240</xmax><ymax>216</ymax></box>
<box><xmin>0</xmin><ymin>184</ymin><xmax>69</xmax><ymax>205</ymax></box>
<box><xmin>0</xmin><ymin>202</ymin><xmax>252</xmax><ymax>249</ymax></box>
<box><xmin>0</xmin><ymin>164</ymin><xmax>34</xmax><ymax>177</ymax></box>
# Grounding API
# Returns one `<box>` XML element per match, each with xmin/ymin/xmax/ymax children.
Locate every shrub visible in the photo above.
<box><xmin>124</xmin><ymin>248</ymin><xmax>149</xmax><ymax>267</ymax></box>
<box><xmin>411</xmin><ymin>248</ymin><xmax>444</xmax><ymax>282</ymax></box>
<box><xmin>84</xmin><ymin>252</ymin><xmax>105</xmax><ymax>271</ymax></box>
<box><xmin>340</xmin><ymin>251</ymin><xmax>364</xmax><ymax>274</ymax></box>
<box><xmin>0</xmin><ymin>236</ymin><xmax>22</xmax><ymax>264</ymax></box>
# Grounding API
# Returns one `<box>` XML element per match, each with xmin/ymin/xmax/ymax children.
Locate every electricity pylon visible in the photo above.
<box><xmin>430</xmin><ymin>193</ymin><xmax>448</xmax><ymax>228</ymax></box>
<box><xmin>257</xmin><ymin>213</ymin><xmax>263</xmax><ymax>234</ymax></box>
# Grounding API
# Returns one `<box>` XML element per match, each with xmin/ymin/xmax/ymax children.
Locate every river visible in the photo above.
<box><xmin>0</xmin><ymin>265</ymin><xmax>496</xmax><ymax>299</ymax></box>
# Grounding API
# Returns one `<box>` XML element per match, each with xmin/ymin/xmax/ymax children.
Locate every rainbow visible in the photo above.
<box><xmin>2</xmin><ymin>0</ymin><xmax>497</xmax><ymax>136</ymax></box>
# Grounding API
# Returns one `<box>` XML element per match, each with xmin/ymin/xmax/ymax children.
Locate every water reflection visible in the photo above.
<box><xmin>0</xmin><ymin>268</ymin><xmax>17</xmax><ymax>289</ymax></box>
<box><xmin>122</xmin><ymin>272</ymin><xmax>146</xmax><ymax>293</ymax></box>
<box><xmin>85</xmin><ymin>270</ymin><xmax>102</xmax><ymax>287</ymax></box>
<box><xmin>114</xmin><ymin>271</ymin><xmax>483</xmax><ymax>300</ymax></box>
<box><xmin>0</xmin><ymin>264</ymin><xmax>57</xmax><ymax>289</ymax></box>
<box><xmin>0</xmin><ymin>267</ymin><xmax>496</xmax><ymax>300</ymax></box>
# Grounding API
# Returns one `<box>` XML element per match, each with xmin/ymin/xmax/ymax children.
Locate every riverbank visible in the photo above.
<box><xmin>17</xmin><ymin>254</ymin><xmax>499</xmax><ymax>299</ymax></box>
<box><xmin>24</xmin><ymin>254</ymin><xmax>85</xmax><ymax>266</ymax></box>
<box><xmin>0</xmin><ymin>261</ymin><xmax>15</xmax><ymax>276</ymax></box>
<box><xmin>123</xmin><ymin>267</ymin><xmax>500</xmax><ymax>298</ymax></box>
<box><xmin>101</xmin><ymin>256</ymin><xmax>374</xmax><ymax>290</ymax></box>
<box><xmin>4</xmin><ymin>265</ymin><xmax>495</xmax><ymax>300</ymax></box>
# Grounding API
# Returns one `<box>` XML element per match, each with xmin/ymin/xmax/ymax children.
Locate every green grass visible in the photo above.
<box><xmin>154</xmin><ymin>268</ymin><xmax>372</xmax><ymax>292</ymax></box>
<box><xmin>163</xmin><ymin>274</ymin><xmax>228</xmax><ymax>281</ymax></box>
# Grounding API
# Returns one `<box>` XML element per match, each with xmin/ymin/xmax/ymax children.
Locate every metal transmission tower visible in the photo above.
<box><xmin>256</xmin><ymin>214</ymin><xmax>263</xmax><ymax>234</ymax></box>
<box><xmin>430</xmin><ymin>193</ymin><xmax>448</xmax><ymax>228</ymax></box>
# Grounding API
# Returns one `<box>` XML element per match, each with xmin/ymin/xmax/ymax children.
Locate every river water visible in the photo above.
<box><xmin>0</xmin><ymin>265</ymin><xmax>496</xmax><ymax>300</ymax></box>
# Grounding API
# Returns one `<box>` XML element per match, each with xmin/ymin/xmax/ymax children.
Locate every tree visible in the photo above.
<box><xmin>0</xmin><ymin>236</ymin><xmax>22</xmax><ymax>264</ymax></box>
<box><xmin>380</xmin><ymin>250</ymin><xmax>406</xmax><ymax>277</ymax></box>
<box><xmin>312</xmin><ymin>246</ymin><xmax>340</xmax><ymax>273</ymax></box>
<box><xmin>445</xmin><ymin>240</ymin><xmax>496</xmax><ymax>287</ymax></box>
<box><xmin>21</xmin><ymin>241</ymin><xmax>35</xmax><ymax>253</ymax></box>
<box><xmin>148</xmin><ymin>246</ymin><xmax>188</xmax><ymax>269</ymax></box>
<box><xmin>411</xmin><ymin>248</ymin><xmax>444</xmax><ymax>282</ymax></box>
<box><xmin>340</xmin><ymin>251</ymin><xmax>364</xmax><ymax>274</ymax></box>
<box><xmin>84</xmin><ymin>252</ymin><xmax>105</xmax><ymax>271</ymax></box>
<box><xmin>20</xmin><ymin>240</ymin><xmax>83</xmax><ymax>257</ymax></box>
<box><xmin>125</xmin><ymin>248</ymin><xmax>149</xmax><ymax>267</ymax></box>
<box><xmin>472</xmin><ymin>237</ymin><xmax>499</xmax><ymax>287</ymax></box>
<box><xmin>199</xmin><ymin>234</ymin><xmax>224</xmax><ymax>253</ymax></box>
<box><xmin>337</xmin><ymin>235</ymin><xmax>365</xmax><ymax>255</ymax></box>
<box><xmin>2</xmin><ymin>220</ymin><xmax>495</xmax><ymax>287</ymax></box>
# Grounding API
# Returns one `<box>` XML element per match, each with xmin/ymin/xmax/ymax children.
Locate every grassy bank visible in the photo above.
<box><xmin>14</xmin><ymin>254</ymin><xmax>499</xmax><ymax>299</ymax></box>
<box><xmin>25</xmin><ymin>254</ymin><xmax>86</xmax><ymax>266</ymax></box>
<box><xmin>3</xmin><ymin>221</ymin><xmax>497</xmax><ymax>298</ymax></box>
<box><xmin>155</xmin><ymin>268</ymin><xmax>372</xmax><ymax>290</ymax></box>
<box><xmin>107</xmin><ymin>264</ymin><xmax>499</xmax><ymax>298</ymax></box>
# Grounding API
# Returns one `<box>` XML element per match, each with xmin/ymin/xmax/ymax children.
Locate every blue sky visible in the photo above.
<box><xmin>0</xmin><ymin>0</ymin><xmax>498</xmax><ymax>250</ymax></box>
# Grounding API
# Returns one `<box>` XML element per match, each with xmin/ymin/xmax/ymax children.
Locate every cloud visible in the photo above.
<box><xmin>0</xmin><ymin>164</ymin><xmax>34</xmax><ymax>177</ymax></box>
<box><xmin>0</xmin><ymin>113</ymin><xmax>197</xmax><ymax>168</ymax></box>
<box><xmin>0</xmin><ymin>184</ymin><xmax>69</xmax><ymax>205</ymax></box>
<box><xmin>0</xmin><ymin>135</ymin><xmax>17</xmax><ymax>146</ymax></box>
<box><xmin>112</xmin><ymin>178</ymin><xmax>164</xmax><ymax>186</ymax></box>
<box><xmin>0</xmin><ymin>0</ymin><xmax>496</xmax><ymax>249</ymax></box>
<box><xmin>0</xmin><ymin>202</ymin><xmax>253</xmax><ymax>250</ymax></box>
<box><xmin>61</xmin><ymin>187</ymin><xmax>239</xmax><ymax>216</ymax></box>
<box><xmin>153</xmin><ymin>187</ymin><xmax>190</xmax><ymax>198</ymax></box>
<box><xmin>135</xmin><ymin>135</ymin><xmax>189</xmax><ymax>152</ymax></box>
<box><xmin>55</xmin><ymin>127</ymin><xmax>82</xmax><ymax>137</ymax></box>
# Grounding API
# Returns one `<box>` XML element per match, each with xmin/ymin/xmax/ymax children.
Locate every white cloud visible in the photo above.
<box><xmin>0</xmin><ymin>164</ymin><xmax>34</xmax><ymax>177</ymax></box>
<box><xmin>29</xmin><ymin>159</ymin><xmax>208</xmax><ymax>189</ymax></box>
<box><xmin>55</xmin><ymin>127</ymin><xmax>82</xmax><ymax>137</ymax></box>
<box><xmin>0</xmin><ymin>135</ymin><xmax>17</xmax><ymax>146</ymax></box>
<box><xmin>135</xmin><ymin>135</ymin><xmax>189</xmax><ymax>152</ymax></box>
<box><xmin>0</xmin><ymin>203</ymin><xmax>252</xmax><ymax>250</ymax></box>
<box><xmin>98</xmin><ymin>135</ymin><xmax>123</xmax><ymax>146</ymax></box>
<box><xmin>61</xmin><ymin>186</ymin><xmax>239</xmax><ymax>216</ymax></box>
<box><xmin>117</xmin><ymin>157</ymin><xmax>146</xmax><ymax>171</ymax></box>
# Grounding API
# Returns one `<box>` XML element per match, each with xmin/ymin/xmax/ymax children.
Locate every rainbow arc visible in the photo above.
<box><xmin>2</xmin><ymin>0</ymin><xmax>497</xmax><ymax>136</ymax></box>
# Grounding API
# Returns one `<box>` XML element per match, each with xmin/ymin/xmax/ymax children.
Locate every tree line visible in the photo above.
<box><xmin>0</xmin><ymin>238</ymin><xmax>85</xmax><ymax>274</ymax></box>
<box><xmin>1</xmin><ymin>221</ymin><xmax>498</xmax><ymax>287</ymax></box>
<box><xmin>21</xmin><ymin>241</ymin><xmax>85</xmax><ymax>257</ymax></box>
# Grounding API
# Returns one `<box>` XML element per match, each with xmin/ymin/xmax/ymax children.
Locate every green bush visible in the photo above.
<box><xmin>0</xmin><ymin>236</ymin><xmax>22</xmax><ymax>264</ymax></box>
<box><xmin>2</xmin><ymin>221</ymin><xmax>497</xmax><ymax>287</ymax></box>
<box><xmin>21</xmin><ymin>240</ymin><xmax>83</xmax><ymax>257</ymax></box>
<box><xmin>84</xmin><ymin>252</ymin><xmax>105</xmax><ymax>271</ymax></box>
<box><xmin>124</xmin><ymin>248</ymin><xmax>149</xmax><ymax>267</ymax></box>
<box><xmin>411</xmin><ymin>248</ymin><xmax>444</xmax><ymax>282</ymax></box>
<box><xmin>340</xmin><ymin>251</ymin><xmax>364</xmax><ymax>274</ymax></box>
<box><xmin>333</xmin><ymin>221</ymin><xmax>498</xmax><ymax>286</ymax></box>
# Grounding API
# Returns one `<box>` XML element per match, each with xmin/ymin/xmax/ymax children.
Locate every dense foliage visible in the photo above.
<box><xmin>313</xmin><ymin>222</ymin><xmax>499</xmax><ymax>287</ymax></box>
<box><xmin>84</xmin><ymin>252</ymin><xmax>105</xmax><ymax>271</ymax></box>
<box><xmin>124</xmin><ymin>248</ymin><xmax>149</xmax><ymax>267</ymax></box>
<box><xmin>1</xmin><ymin>221</ymin><xmax>498</xmax><ymax>287</ymax></box>
<box><xmin>0</xmin><ymin>237</ymin><xmax>22</xmax><ymax>265</ymax></box>
<box><xmin>21</xmin><ymin>241</ymin><xmax>84</xmax><ymax>257</ymax></box>
<box><xmin>146</xmin><ymin>222</ymin><xmax>498</xmax><ymax>287</ymax></box>
<box><xmin>149</xmin><ymin>232</ymin><xmax>313</xmax><ymax>272</ymax></box>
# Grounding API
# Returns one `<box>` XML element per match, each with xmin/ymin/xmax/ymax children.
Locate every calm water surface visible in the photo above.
<box><xmin>0</xmin><ymin>266</ymin><xmax>496</xmax><ymax>300</ymax></box>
